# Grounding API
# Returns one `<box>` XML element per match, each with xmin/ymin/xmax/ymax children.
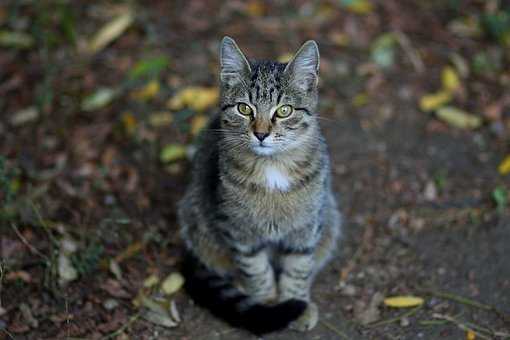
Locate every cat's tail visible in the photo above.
<box><xmin>181</xmin><ymin>252</ymin><xmax>307</xmax><ymax>335</ymax></box>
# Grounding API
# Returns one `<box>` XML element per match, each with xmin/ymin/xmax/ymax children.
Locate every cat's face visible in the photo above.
<box><xmin>219</xmin><ymin>37</ymin><xmax>320</xmax><ymax>156</ymax></box>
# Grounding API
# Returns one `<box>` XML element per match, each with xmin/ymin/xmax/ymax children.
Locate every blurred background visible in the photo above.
<box><xmin>1</xmin><ymin>0</ymin><xmax>509</xmax><ymax>339</ymax></box>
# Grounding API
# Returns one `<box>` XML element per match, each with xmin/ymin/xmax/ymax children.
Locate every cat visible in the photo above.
<box><xmin>178</xmin><ymin>36</ymin><xmax>342</xmax><ymax>335</ymax></box>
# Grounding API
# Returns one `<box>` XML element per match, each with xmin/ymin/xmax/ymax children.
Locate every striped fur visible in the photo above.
<box><xmin>178</xmin><ymin>37</ymin><xmax>342</xmax><ymax>334</ymax></box>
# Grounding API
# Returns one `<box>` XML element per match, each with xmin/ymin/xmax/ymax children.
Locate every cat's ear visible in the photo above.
<box><xmin>220</xmin><ymin>36</ymin><xmax>251</xmax><ymax>86</ymax></box>
<box><xmin>284</xmin><ymin>40</ymin><xmax>320</xmax><ymax>92</ymax></box>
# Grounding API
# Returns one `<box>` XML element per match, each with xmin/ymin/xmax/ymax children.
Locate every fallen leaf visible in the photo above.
<box><xmin>58</xmin><ymin>253</ymin><xmax>78</xmax><ymax>285</ymax></box>
<box><xmin>6</xmin><ymin>270</ymin><xmax>32</xmax><ymax>283</ymax></box>
<box><xmin>131</xmin><ymin>80</ymin><xmax>160</xmax><ymax>101</ymax></box>
<box><xmin>169</xmin><ymin>300</ymin><xmax>181</xmax><ymax>322</ymax></box>
<box><xmin>436</xmin><ymin>106</ymin><xmax>482</xmax><ymax>130</ymax></box>
<box><xmin>245</xmin><ymin>0</ymin><xmax>265</xmax><ymax>16</ymax></box>
<box><xmin>19</xmin><ymin>303</ymin><xmax>38</xmax><ymax>328</ymax></box>
<box><xmin>87</xmin><ymin>9</ymin><xmax>133</xmax><ymax>54</ymax></box>
<box><xmin>10</xmin><ymin>107</ymin><xmax>39</xmax><ymax>126</ymax></box>
<box><xmin>160</xmin><ymin>144</ymin><xmax>186</xmax><ymax>163</ymax></box>
<box><xmin>277</xmin><ymin>53</ymin><xmax>293</xmax><ymax>63</ymax></box>
<box><xmin>498</xmin><ymin>156</ymin><xmax>510</xmax><ymax>175</ymax></box>
<box><xmin>82</xmin><ymin>88</ymin><xmax>117</xmax><ymax>111</ymax></box>
<box><xmin>109</xmin><ymin>260</ymin><xmax>123</xmax><ymax>280</ymax></box>
<box><xmin>100</xmin><ymin>279</ymin><xmax>131</xmax><ymax>298</ymax></box>
<box><xmin>149</xmin><ymin>112</ymin><xmax>173</xmax><ymax>127</ymax></box>
<box><xmin>419</xmin><ymin>91</ymin><xmax>452</xmax><ymax>111</ymax></box>
<box><xmin>356</xmin><ymin>292</ymin><xmax>383</xmax><ymax>325</ymax></box>
<box><xmin>161</xmin><ymin>272</ymin><xmax>185</xmax><ymax>296</ymax></box>
<box><xmin>441</xmin><ymin>66</ymin><xmax>461</xmax><ymax>92</ymax></box>
<box><xmin>371</xmin><ymin>33</ymin><xmax>397</xmax><ymax>68</ymax></box>
<box><xmin>190</xmin><ymin>115</ymin><xmax>208</xmax><ymax>136</ymax></box>
<box><xmin>142</xmin><ymin>310</ymin><xmax>178</xmax><ymax>328</ymax></box>
<box><xmin>341</xmin><ymin>0</ymin><xmax>373</xmax><ymax>14</ymax></box>
<box><xmin>466</xmin><ymin>329</ymin><xmax>476</xmax><ymax>340</ymax></box>
<box><xmin>0</xmin><ymin>30</ymin><xmax>34</xmax><ymax>49</ymax></box>
<box><xmin>143</xmin><ymin>274</ymin><xmax>160</xmax><ymax>288</ymax></box>
<box><xmin>384</xmin><ymin>296</ymin><xmax>424</xmax><ymax>308</ymax></box>
<box><xmin>130</xmin><ymin>56</ymin><xmax>170</xmax><ymax>80</ymax></box>
<box><xmin>167</xmin><ymin>87</ymin><xmax>219</xmax><ymax>112</ymax></box>
<box><xmin>121</xmin><ymin>112</ymin><xmax>137</xmax><ymax>135</ymax></box>
<box><xmin>352</xmin><ymin>93</ymin><xmax>369</xmax><ymax>107</ymax></box>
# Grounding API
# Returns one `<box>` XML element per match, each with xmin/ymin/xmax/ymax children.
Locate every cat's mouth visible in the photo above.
<box><xmin>252</xmin><ymin>144</ymin><xmax>275</xmax><ymax>156</ymax></box>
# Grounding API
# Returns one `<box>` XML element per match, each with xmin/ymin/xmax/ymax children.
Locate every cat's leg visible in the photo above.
<box><xmin>234</xmin><ymin>246</ymin><xmax>277</xmax><ymax>305</ymax></box>
<box><xmin>278</xmin><ymin>224</ymin><xmax>321</xmax><ymax>331</ymax></box>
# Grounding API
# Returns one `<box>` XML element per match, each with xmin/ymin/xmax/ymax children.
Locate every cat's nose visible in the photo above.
<box><xmin>253</xmin><ymin>131</ymin><xmax>270</xmax><ymax>142</ymax></box>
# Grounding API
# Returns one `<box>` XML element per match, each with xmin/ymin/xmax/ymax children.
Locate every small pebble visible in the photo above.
<box><xmin>103</xmin><ymin>298</ymin><xmax>119</xmax><ymax>310</ymax></box>
<box><xmin>400</xmin><ymin>316</ymin><xmax>410</xmax><ymax>327</ymax></box>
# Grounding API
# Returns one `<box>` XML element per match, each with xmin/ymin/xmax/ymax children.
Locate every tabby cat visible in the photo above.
<box><xmin>178</xmin><ymin>36</ymin><xmax>341</xmax><ymax>335</ymax></box>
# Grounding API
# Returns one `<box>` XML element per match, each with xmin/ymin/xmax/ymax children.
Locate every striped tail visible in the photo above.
<box><xmin>181</xmin><ymin>252</ymin><xmax>307</xmax><ymax>335</ymax></box>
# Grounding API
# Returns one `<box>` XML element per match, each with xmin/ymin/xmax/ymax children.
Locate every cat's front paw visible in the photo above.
<box><xmin>289</xmin><ymin>302</ymin><xmax>318</xmax><ymax>332</ymax></box>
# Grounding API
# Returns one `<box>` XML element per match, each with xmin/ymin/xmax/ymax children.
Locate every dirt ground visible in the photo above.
<box><xmin>1</xmin><ymin>1</ymin><xmax>509</xmax><ymax>339</ymax></box>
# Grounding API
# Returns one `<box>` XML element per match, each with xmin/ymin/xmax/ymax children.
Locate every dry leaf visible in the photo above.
<box><xmin>498</xmin><ymin>155</ymin><xmax>510</xmax><ymax>175</ymax></box>
<box><xmin>161</xmin><ymin>272</ymin><xmax>185</xmax><ymax>296</ymax></box>
<box><xmin>466</xmin><ymin>329</ymin><xmax>476</xmax><ymax>340</ymax></box>
<box><xmin>10</xmin><ymin>107</ymin><xmax>39</xmax><ymax>126</ymax></box>
<box><xmin>419</xmin><ymin>91</ymin><xmax>452</xmax><ymax>111</ymax></box>
<box><xmin>383</xmin><ymin>296</ymin><xmax>424</xmax><ymax>308</ymax></box>
<box><xmin>167</xmin><ymin>87</ymin><xmax>218</xmax><ymax>112</ymax></box>
<box><xmin>121</xmin><ymin>112</ymin><xmax>137</xmax><ymax>135</ymax></box>
<box><xmin>88</xmin><ymin>9</ymin><xmax>133</xmax><ymax>54</ymax></box>
<box><xmin>436</xmin><ymin>106</ymin><xmax>482</xmax><ymax>130</ymax></box>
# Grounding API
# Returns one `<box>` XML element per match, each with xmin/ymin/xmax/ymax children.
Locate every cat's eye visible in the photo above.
<box><xmin>237</xmin><ymin>103</ymin><xmax>253</xmax><ymax>116</ymax></box>
<box><xmin>275</xmin><ymin>105</ymin><xmax>293</xmax><ymax>118</ymax></box>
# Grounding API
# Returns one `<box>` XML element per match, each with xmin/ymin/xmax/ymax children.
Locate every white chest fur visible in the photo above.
<box><xmin>263</xmin><ymin>165</ymin><xmax>291</xmax><ymax>192</ymax></box>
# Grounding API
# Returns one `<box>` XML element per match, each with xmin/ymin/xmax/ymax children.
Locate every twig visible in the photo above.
<box><xmin>365</xmin><ymin>306</ymin><xmax>422</xmax><ymax>328</ymax></box>
<box><xmin>320</xmin><ymin>319</ymin><xmax>350</xmax><ymax>339</ymax></box>
<box><xmin>11</xmin><ymin>223</ymin><xmax>49</xmax><ymax>260</ymax></box>
<box><xmin>432</xmin><ymin>313</ymin><xmax>508</xmax><ymax>340</ymax></box>
<box><xmin>101</xmin><ymin>312</ymin><xmax>141</xmax><ymax>340</ymax></box>
<box><xmin>425</xmin><ymin>290</ymin><xmax>510</xmax><ymax>324</ymax></box>
<box><xmin>394</xmin><ymin>30</ymin><xmax>425</xmax><ymax>73</ymax></box>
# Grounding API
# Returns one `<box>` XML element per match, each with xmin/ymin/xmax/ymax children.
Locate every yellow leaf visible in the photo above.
<box><xmin>419</xmin><ymin>91</ymin><xmax>452</xmax><ymax>111</ymax></box>
<box><xmin>167</xmin><ymin>87</ymin><xmax>219</xmax><ymax>112</ymax></box>
<box><xmin>131</xmin><ymin>80</ymin><xmax>160</xmax><ymax>101</ymax></box>
<box><xmin>329</xmin><ymin>32</ymin><xmax>350</xmax><ymax>47</ymax></box>
<box><xmin>343</xmin><ymin>0</ymin><xmax>374</xmax><ymax>14</ymax></box>
<box><xmin>498</xmin><ymin>155</ymin><xmax>510</xmax><ymax>175</ymax></box>
<box><xmin>88</xmin><ymin>9</ymin><xmax>133</xmax><ymax>54</ymax></box>
<box><xmin>466</xmin><ymin>329</ymin><xmax>476</xmax><ymax>340</ymax></box>
<box><xmin>191</xmin><ymin>115</ymin><xmax>208</xmax><ymax>136</ymax></box>
<box><xmin>143</xmin><ymin>274</ymin><xmax>159</xmax><ymax>288</ymax></box>
<box><xmin>442</xmin><ymin>66</ymin><xmax>461</xmax><ymax>92</ymax></box>
<box><xmin>160</xmin><ymin>144</ymin><xmax>186</xmax><ymax>163</ymax></box>
<box><xmin>352</xmin><ymin>93</ymin><xmax>368</xmax><ymax>107</ymax></box>
<box><xmin>122</xmin><ymin>112</ymin><xmax>137</xmax><ymax>135</ymax></box>
<box><xmin>161</xmin><ymin>272</ymin><xmax>185</xmax><ymax>296</ymax></box>
<box><xmin>436</xmin><ymin>106</ymin><xmax>482</xmax><ymax>130</ymax></box>
<box><xmin>383</xmin><ymin>296</ymin><xmax>424</xmax><ymax>308</ymax></box>
<box><xmin>245</xmin><ymin>0</ymin><xmax>265</xmax><ymax>17</ymax></box>
<box><xmin>149</xmin><ymin>111</ymin><xmax>173</xmax><ymax>127</ymax></box>
<box><xmin>277</xmin><ymin>53</ymin><xmax>293</xmax><ymax>63</ymax></box>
